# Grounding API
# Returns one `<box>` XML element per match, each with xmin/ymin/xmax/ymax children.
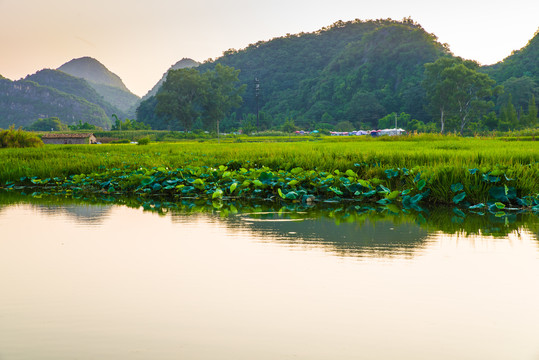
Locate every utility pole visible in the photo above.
<box><xmin>254</xmin><ymin>77</ymin><xmax>260</xmax><ymax>130</ymax></box>
<box><xmin>395</xmin><ymin>113</ymin><xmax>398</xmax><ymax>129</ymax></box>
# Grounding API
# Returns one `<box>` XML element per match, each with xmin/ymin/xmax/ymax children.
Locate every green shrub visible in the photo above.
<box><xmin>137</xmin><ymin>137</ymin><xmax>150</xmax><ymax>145</ymax></box>
<box><xmin>0</xmin><ymin>126</ymin><xmax>43</xmax><ymax>148</ymax></box>
<box><xmin>111</xmin><ymin>139</ymin><xmax>130</xmax><ymax>144</ymax></box>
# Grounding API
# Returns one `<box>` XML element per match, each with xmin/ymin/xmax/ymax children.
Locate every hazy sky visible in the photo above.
<box><xmin>1</xmin><ymin>0</ymin><xmax>537</xmax><ymax>96</ymax></box>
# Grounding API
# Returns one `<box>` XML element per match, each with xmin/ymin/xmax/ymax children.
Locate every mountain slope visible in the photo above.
<box><xmin>25</xmin><ymin>69</ymin><xmax>127</xmax><ymax>119</ymax></box>
<box><xmin>138</xmin><ymin>18</ymin><xmax>451</xmax><ymax>129</ymax></box>
<box><xmin>300</xmin><ymin>22</ymin><xmax>449</xmax><ymax>126</ymax></box>
<box><xmin>485</xmin><ymin>30</ymin><xmax>539</xmax><ymax>83</ymax></box>
<box><xmin>0</xmin><ymin>77</ymin><xmax>110</xmax><ymax>129</ymax></box>
<box><xmin>141</xmin><ymin>58</ymin><xmax>200</xmax><ymax>101</ymax></box>
<box><xmin>58</xmin><ymin>57</ymin><xmax>139</xmax><ymax>114</ymax></box>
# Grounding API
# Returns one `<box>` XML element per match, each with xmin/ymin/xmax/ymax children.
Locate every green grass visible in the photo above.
<box><xmin>1</xmin><ymin>135</ymin><xmax>539</xmax><ymax>207</ymax></box>
<box><xmin>1</xmin><ymin>135</ymin><xmax>538</xmax><ymax>177</ymax></box>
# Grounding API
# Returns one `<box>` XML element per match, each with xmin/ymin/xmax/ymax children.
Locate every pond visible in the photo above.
<box><xmin>1</xmin><ymin>193</ymin><xmax>539</xmax><ymax>360</ymax></box>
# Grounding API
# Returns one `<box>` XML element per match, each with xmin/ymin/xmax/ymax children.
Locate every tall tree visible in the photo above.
<box><xmin>443</xmin><ymin>63</ymin><xmax>497</xmax><ymax>134</ymax></box>
<box><xmin>499</xmin><ymin>94</ymin><xmax>519</xmax><ymax>130</ymax></box>
<box><xmin>497</xmin><ymin>76</ymin><xmax>538</xmax><ymax>122</ymax></box>
<box><xmin>424</xmin><ymin>57</ymin><xmax>497</xmax><ymax>134</ymax></box>
<box><xmin>423</xmin><ymin>57</ymin><xmax>459</xmax><ymax>133</ymax></box>
<box><xmin>201</xmin><ymin>64</ymin><xmax>246</xmax><ymax>137</ymax></box>
<box><xmin>525</xmin><ymin>94</ymin><xmax>538</xmax><ymax>128</ymax></box>
<box><xmin>155</xmin><ymin>68</ymin><xmax>205</xmax><ymax>131</ymax></box>
<box><xmin>154</xmin><ymin>65</ymin><xmax>244</xmax><ymax>133</ymax></box>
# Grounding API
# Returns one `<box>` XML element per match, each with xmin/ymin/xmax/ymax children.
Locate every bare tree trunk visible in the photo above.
<box><xmin>440</xmin><ymin>107</ymin><xmax>445</xmax><ymax>134</ymax></box>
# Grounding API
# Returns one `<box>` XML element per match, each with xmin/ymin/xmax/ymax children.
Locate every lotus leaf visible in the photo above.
<box><xmin>494</xmin><ymin>202</ymin><xmax>505</xmax><ymax>209</ymax></box>
<box><xmin>288</xmin><ymin>180</ymin><xmax>299</xmax><ymax>187</ymax></box>
<box><xmin>386</xmin><ymin>190</ymin><xmax>400</xmax><ymax>200</ymax></box>
<box><xmin>451</xmin><ymin>183</ymin><xmax>464</xmax><ymax>192</ymax></box>
<box><xmin>285</xmin><ymin>191</ymin><xmax>298</xmax><ymax>200</ymax></box>
<box><xmin>212</xmin><ymin>189</ymin><xmax>223</xmax><ymax>199</ymax></box>
<box><xmin>452</xmin><ymin>192</ymin><xmax>466</xmax><ymax>204</ymax></box>
<box><xmin>453</xmin><ymin>208</ymin><xmax>466</xmax><ymax>218</ymax></box>
<box><xmin>345</xmin><ymin>169</ymin><xmax>356</xmax><ymax>178</ymax></box>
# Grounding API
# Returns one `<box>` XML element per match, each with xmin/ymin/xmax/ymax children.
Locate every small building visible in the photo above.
<box><xmin>41</xmin><ymin>133</ymin><xmax>98</xmax><ymax>145</ymax></box>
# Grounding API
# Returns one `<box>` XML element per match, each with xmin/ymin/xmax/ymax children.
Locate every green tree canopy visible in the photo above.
<box><xmin>424</xmin><ymin>57</ymin><xmax>498</xmax><ymax>134</ymax></box>
<box><xmin>25</xmin><ymin>117</ymin><xmax>69</xmax><ymax>131</ymax></box>
<box><xmin>69</xmin><ymin>120</ymin><xmax>103</xmax><ymax>131</ymax></box>
<box><xmin>111</xmin><ymin>114</ymin><xmax>151</xmax><ymax>130</ymax></box>
<box><xmin>152</xmin><ymin>65</ymin><xmax>244</xmax><ymax>132</ymax></box>
<box><xmin>201</xmin><ymin>64</ymin><xmax>246</xmax><ymax>135</ymax></box>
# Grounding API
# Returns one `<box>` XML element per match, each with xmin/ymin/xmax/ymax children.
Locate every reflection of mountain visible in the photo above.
<box><xmin>0</xmin><ymin>192</ymin><xmax>113</xmax><ymax>225</ymax></box>
<box><xmin>35</xmin><ymin>204</ymin><xmax>113</xmax><ymax>225</ymax></box>
<box><xmin>171</xmin><ymin>212</ymin><xmax>431</xmax><ymax>259</ymax></box>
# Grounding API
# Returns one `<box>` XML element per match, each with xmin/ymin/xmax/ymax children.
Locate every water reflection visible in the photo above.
<box><xmin>1</xmin><ymin>191</ymin><xmax>537</xmax><ymax>260</ymax></box>
<box><xmin>194</xmin><ymin>213</ymin><xmax>430</xmax><ymax>259</ymax></box>
<box><xmin>1</xmin><ymin>191</ymin><xmax>539</xmax><ymax>360</ymax></box>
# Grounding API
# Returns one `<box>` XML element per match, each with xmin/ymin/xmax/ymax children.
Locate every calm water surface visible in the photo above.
<box><xmin>1</xmin><ymin>201</ymin><xmax>538</xmax><ymax>360</ymax></box>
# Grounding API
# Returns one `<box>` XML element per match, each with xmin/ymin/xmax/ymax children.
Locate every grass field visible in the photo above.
<box><xmin>1</xmin><ymin>135</ymin><xmax>539</xmax><ymax>207</ymax></box>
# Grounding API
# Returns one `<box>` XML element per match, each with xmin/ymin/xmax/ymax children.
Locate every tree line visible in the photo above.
<box><xmin>135</xmin><ymin>19</ymin><xmax>538</xmax><ymax>135</ymax></box>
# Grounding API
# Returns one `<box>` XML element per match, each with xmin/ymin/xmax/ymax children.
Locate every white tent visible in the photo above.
<box><xmin>379</xmin><ymin>128</ymin><xmax>406</xmax><ymax>136</ymax></box>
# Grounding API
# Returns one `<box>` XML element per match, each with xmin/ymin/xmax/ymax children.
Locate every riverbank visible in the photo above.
<box><xmin>1</xmin><ymin>136</ymin><xmax>539</xmax><ymax>212</ymax></box>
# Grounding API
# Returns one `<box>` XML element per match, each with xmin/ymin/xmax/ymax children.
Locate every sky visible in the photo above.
<box><xmin>1</xmin><ymin>0</ymin><xmax>537</xmax><ymax>97</ymax></box>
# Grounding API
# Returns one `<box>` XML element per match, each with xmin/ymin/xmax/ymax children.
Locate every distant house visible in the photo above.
<box><xmin>41</xmin><ymin>133</ymin><xmax>98</xmax><ymax>145</ymax></box>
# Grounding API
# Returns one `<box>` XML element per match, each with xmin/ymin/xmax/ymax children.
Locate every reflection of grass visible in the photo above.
<box><xmin>1</xmin><ymin>191</ymin><xmax>537</xmax><ymax>239</ymax></box>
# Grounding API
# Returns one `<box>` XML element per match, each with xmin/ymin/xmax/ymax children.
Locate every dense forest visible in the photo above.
<box><xmin>0</xmin><ymin>77</ymin><xmax>111</xmax><ymax>129</ymax></box>
<box><xmin>26</xmin><ymin>69</ymin><xmax>129</xmax><ymax>120</ymax></box>
<box><xmin>0</xmin><ymin>58</ymin><xmax>138</xmax><ymax>130</ymax></box>
<box><xmin>137</xmin><ymin>18</ymin><xmax>539</xmax><ymax>134</ymax></box>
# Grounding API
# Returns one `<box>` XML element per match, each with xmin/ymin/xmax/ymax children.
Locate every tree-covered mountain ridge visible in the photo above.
<box><xmin>484</xmin><ymin>28</ymin><xmax>539</xmax><ymax>82</ymax></box>
<box><xmin>0</xmin><ymin>76</ymin><xmax>111</xmax><ymax>129</ymax></box>
<box><xmin>26</xmin><ymin>69</ymin><xmax>129</xmax><ymax>120</ymax></box>
<box><xmin>138</xmin><ymin>18</ymin><xmax>538</xmax><ymax>133</ymax></box>
<box><xmin>0</xmin><ymin>57</ymin><xmax>139</xmax><ymax>130</ymax></box>
<box><xmin>58</xmin><ymin>57</ymin><xmax>140</xmax><ymax>113</ymax></box>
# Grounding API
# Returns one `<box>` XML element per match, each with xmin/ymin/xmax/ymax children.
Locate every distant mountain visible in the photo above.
<box><xmin>25</xmin><ymin>69</ymin><xmax>128</xmax><ymax>119</ymax></box>
<box><xmin>0</xmin><ymin>77</ymin><xmax>110</xmax><ymax>129</ymax></box>
<box><xmin>58</xmin><ymin>56</ymin><xmax>129</xmax><ymax>91</ymax></box>
<box><xmin>58</xmin><ymin>57</ymin><xmax>139</xmax><ymax>114</ymax></box>
<box><xmin>141</xmin><ymin>58</ymin><xmax>200</xmax><ymax>101</ymax></box>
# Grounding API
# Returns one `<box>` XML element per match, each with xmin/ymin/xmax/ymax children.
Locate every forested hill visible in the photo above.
<box><xmin>485</xmin><ymin>30</ymin><xmax>539</xmax><ymax>83</ymax></box>
<box><xmin>26</xmin><ymin>69</ymin><xmax>128</xmax><ymax>119</ymax></box>
<box><xmin>58</xmin><ymin>57</ymin><xmax>140</xmax><ymax>114</ymax></box>
<box><xmin>137</xmin><ymin>19</ymin><xmax>537</xmax><ymax>133</ymax></box>
<box><xmin>0</xmin><ymin>77</ymin><xmax>110</xmax><ymax>129</ymax></box>
<box><xmin>482</xmin><ymin>30</ymin><xmax>539</xmax><ymax>121</ymax></box>
<box><xmin>196</xmin><ymin>18</ymin><xmax>450</xmax><ymax>129</ymax></box>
